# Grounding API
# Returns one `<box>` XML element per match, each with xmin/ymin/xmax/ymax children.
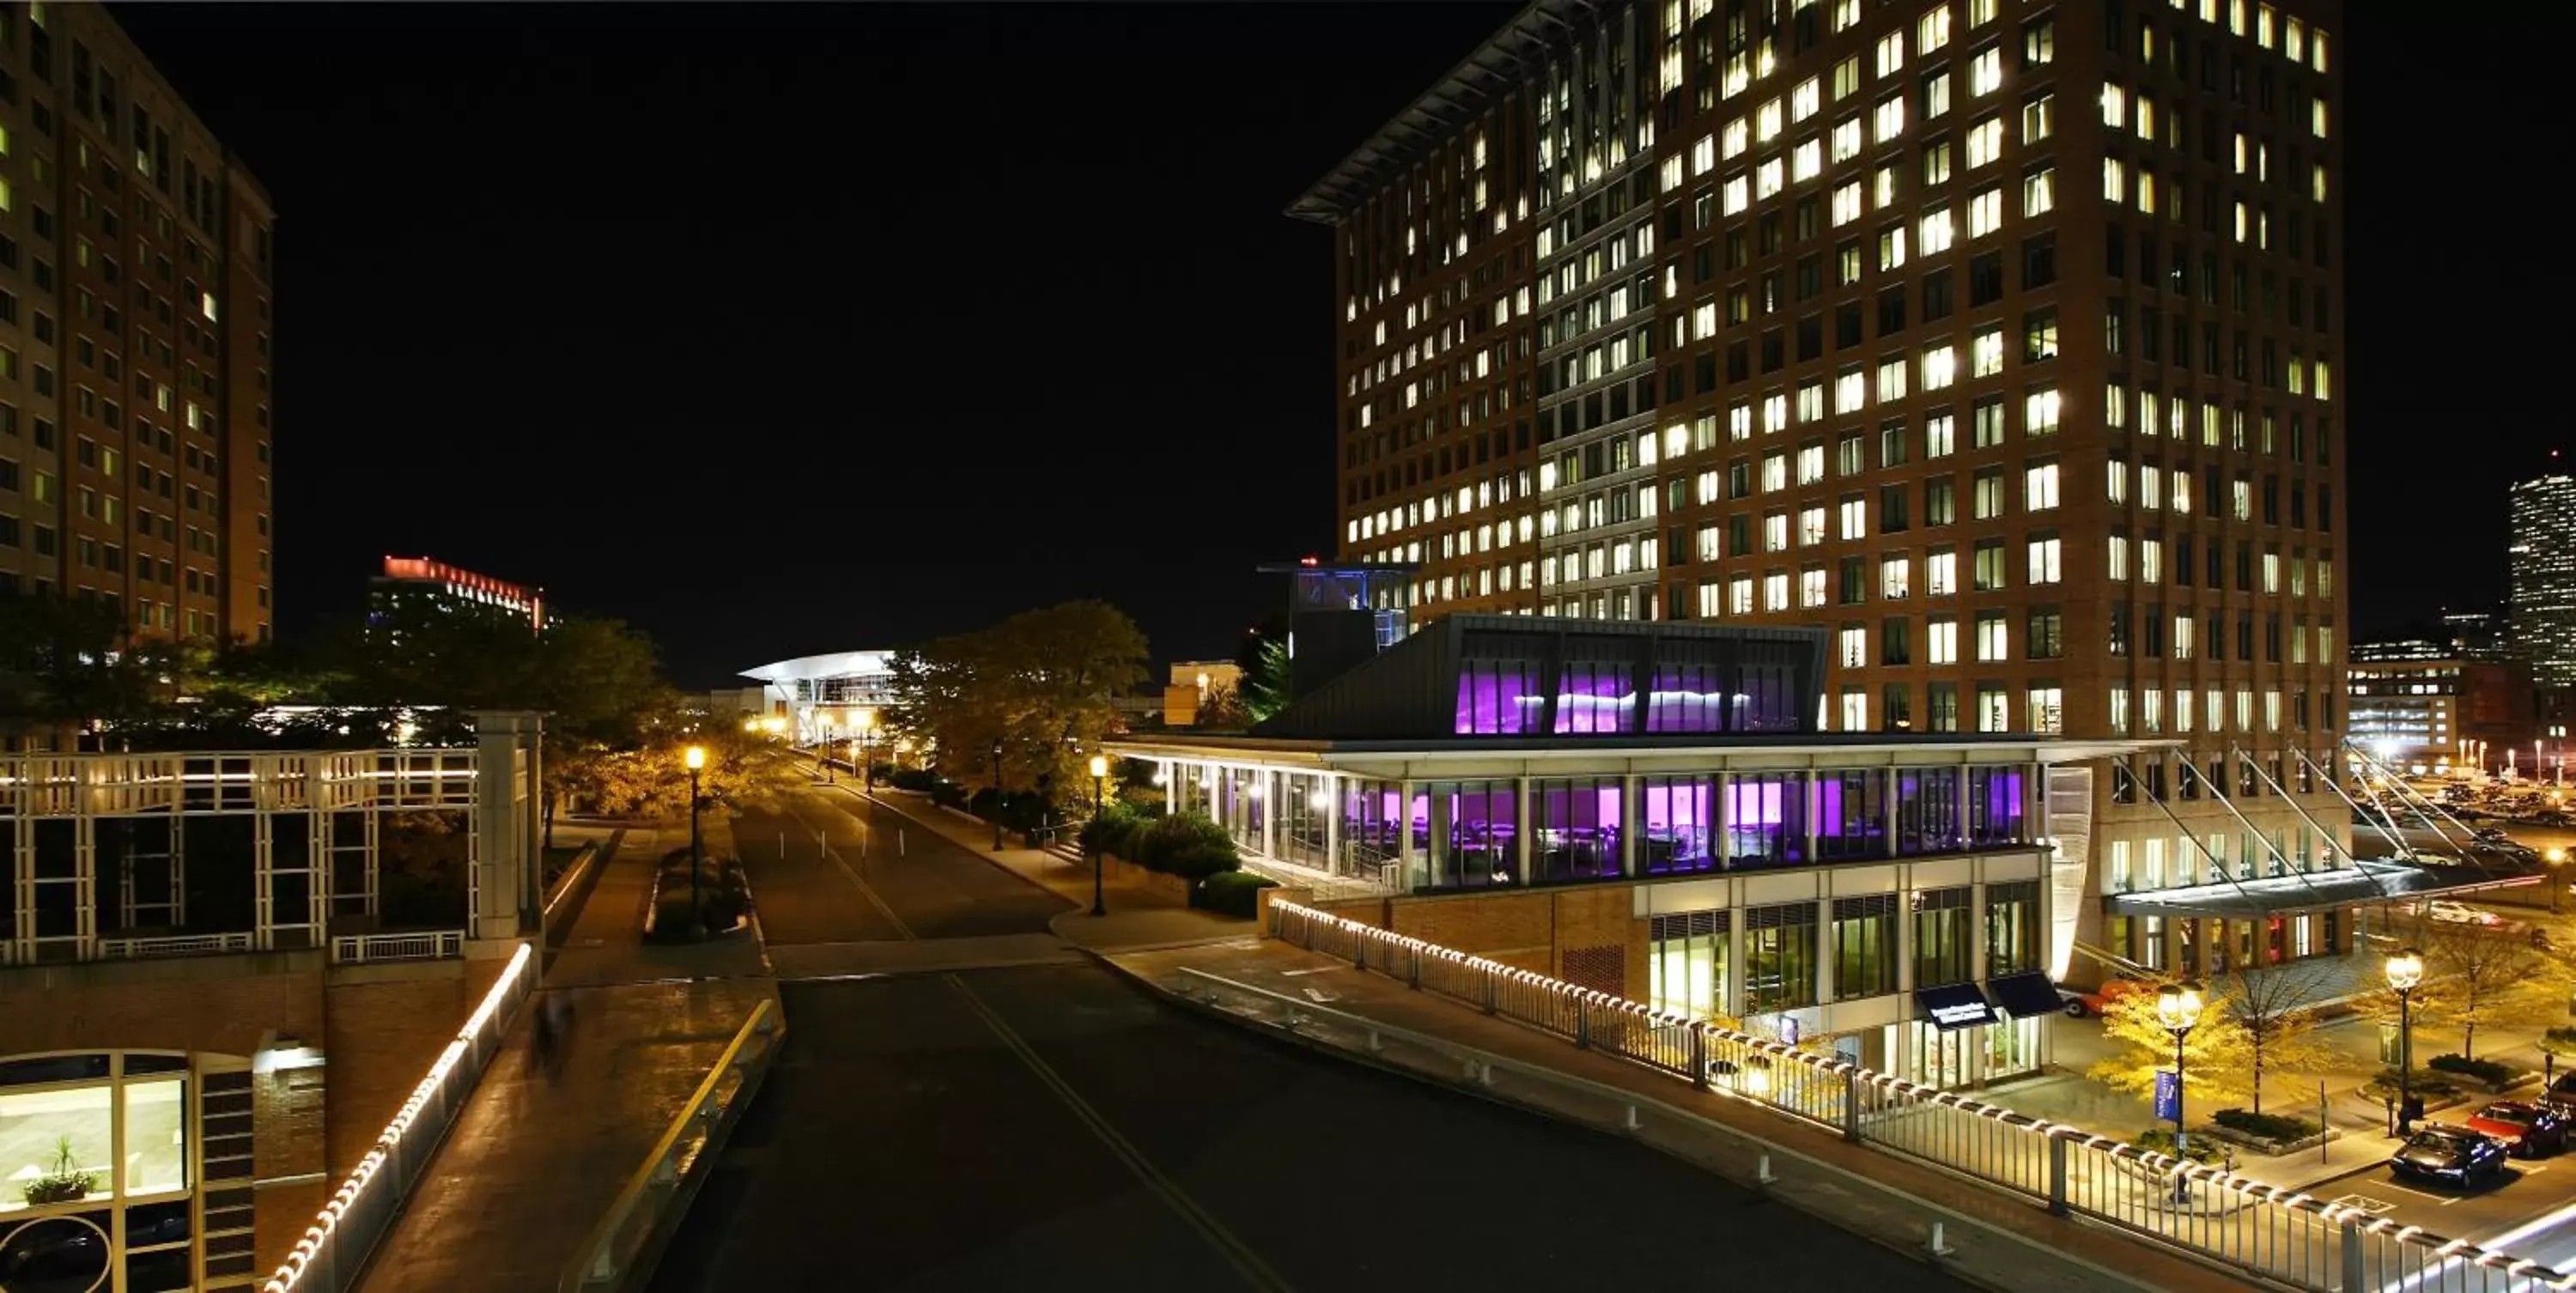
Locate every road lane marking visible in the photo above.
<box><xmin>943</xmin><ymin>973</ymin><xmax>1296</xmax><ymax>1293</ymax></box>
<box><xmin>787</xmin><ymin>798</ymin><xmax>919</xmax><ymax>941</ymax></box>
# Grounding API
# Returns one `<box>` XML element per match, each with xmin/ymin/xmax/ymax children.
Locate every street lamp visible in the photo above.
<box><xmin>1088</xmin><ymin>754</ymin><xmax>1110</xmax><ymax>917</ymax></box>
<box><xmin>823</xmin><ymin>711</ymin><xmax>841</xmax><ymax>782</ymax></box>
<box><xmin>2156</xmin><ymin>981</ymin><xmax>2205</xmax><ymax>1201</ymax></box>
<box><xmin>858</xmin><ymin>709</ymin><xmax>878</xmax><ymax>792</ymax></box>
<box><xmin>683</xmin><ymin>745</ymin><xmax>708</xmax><ymax>939</ymax></box>
<box><xmin>991</xmin><ymin>738</ymin><xmax>1006</xmax><ymax>852</ymax></box>
<box><xmin>2386</xmin><ymin>947</ymin><xmax>2426</xmax><ymax>1133</ymax></box>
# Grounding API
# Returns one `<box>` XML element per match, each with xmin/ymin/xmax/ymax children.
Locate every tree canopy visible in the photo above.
<box><xmin>886</xmin><ymin>599</ymin><xmax>1149</xmax><ymax>804</ymax></box>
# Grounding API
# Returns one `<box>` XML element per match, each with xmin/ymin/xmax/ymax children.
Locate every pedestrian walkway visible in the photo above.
<box><xmin>357</xmin><ymin>829</ymin><xmax>775</xmax><ymax>1293</ymax></box>
<box><xmin>823</xmin><ymin>782</ymin><xmax>1251</xmax><ymax>952</ymax></box>
<box><xmin>1103</xmin><ymin>936</ymin><xmax>2256</xmax><ymax>1293</ymax></box>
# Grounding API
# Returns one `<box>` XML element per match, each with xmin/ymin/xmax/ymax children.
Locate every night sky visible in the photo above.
<box><xmin>112</xmin><ymin>3</ymin><xmax>2561</xmax><ymax>686</ymax></box>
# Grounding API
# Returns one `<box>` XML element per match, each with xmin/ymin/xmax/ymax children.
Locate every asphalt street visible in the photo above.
<box><xmin>647</xmin><ymin>786</ymin><xmax>1970</xmax><ymax>1291</ymax></box>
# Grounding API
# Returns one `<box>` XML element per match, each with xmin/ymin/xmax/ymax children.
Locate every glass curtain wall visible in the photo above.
<box><xmin>1455</xmin><ymin>657</ymin><xmax>1545</xmax><ymax>735</ymax></box>
<box><xmin>1815</xmin><ymin>770</ymin><xmax>1889</xmax><ymax>861</ymax></box>
<box><xmin>1530</xmin><ymin>777</ymin><xmax>1624</xmax><ymax>882</ymax></box>
<box><xmin>1639</xmin><ymin>775</ymin><xmax>1717</xmax><ymax>875</ymax></box>
<box><xmin>1427</xmin><ymin>780</ymin><xmax>1519</xmax><ymax>889</ymax></box>
<box><xmin>1893</xmin><ymin>767</ymin><xmax>1964</xmax><ymax>853</ymax></box>
<box><xmin>1743</xmin><ymin>902</ymin><xmax>1819</xmax><ymax>1012</ymax></box>
<box><xmin>1648</xmin><ymin>910</ymin><xmax>1729</xmax><ymax>1019</ymax></box>
<box><xmin>1552</xmin><ymin>659</ymin><xmax>1637</xmax><ymax>735</ymax></box>
<box><xmin>1339</xmin><ymin>780</ymin><xmax>1403</xmax><ymax>875</ymax></box>
<box><xmin>1275</xmin><ymin>773</ymin><xmax>1329</xmax><ymax>870</ymax></box>
<box><xmin>1832</xmin><ymin>895</ymin><xmax>1898</xmax><ymax>1000</ymax></box>
<box><xmin>1984</xmin><ymin>880</ymin><xmax>2040</xmax><ymax>975</ymax></box>
<box><xmin>1911</xmin><ymin>888</ymin><xmax>1973</xmax><ymax>986</ymax></box>
<box><xmin>1645</xmin><ymin>639</ymin><xmax>1734</xmax><ymax>733</ymax></box>
<box><xmin>1966</xmin><ymin>765</ymin><xmax>2030</xmax><ymax>846</ymax></box>
<box><xmin>1725</xmin><ymin>773</ymin><xmax>1806</xmax><ymax>866</ymax></box>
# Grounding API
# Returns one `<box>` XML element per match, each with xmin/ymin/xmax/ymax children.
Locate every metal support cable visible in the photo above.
<box><xmin>2232</xmin><ymin>745</ymin><xmax>2392</xmax><ymax>901</ymax></box>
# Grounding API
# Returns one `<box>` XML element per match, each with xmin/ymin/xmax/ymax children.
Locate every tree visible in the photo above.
<box><xmin>0</xmin><ymin>593</ymin><xmax>191</xmax><ymax>739</ymax></box>
<box><xmin>2221</xmin><ymin>963</ymin><xmax>2339</xmax><ymax>1114</ymax></box>
<box><xmin>581</xmin><ymin>722</ymin><xmax>803</xmax><ymax>825</ymax></box>
<box><xmin>888</xmin><ymin>600</ymin><xmax>1149</xmax><ymax>810</ymax></box>
<box><xmin>2421</xmin><ymin>919</ymin><xmax>2564</xmax><ymax>1060</ymax></box>
<box><xmin>2089</xmin><ymin>976</ymin><xmax>2257</xmax><ymax>1113</ymax></box>
<box><xmin>1194</xmin><ymin>683</ymin><xmax>1250</xmax><ymax>731</ymax></box>
<box><xmin>1235</xmin><ymin>621</ymin><xmax>1291</xmax><ymax>724</ymax></box>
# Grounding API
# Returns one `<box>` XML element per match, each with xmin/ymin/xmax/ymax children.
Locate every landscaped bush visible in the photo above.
<box><xmin>2364</xmin><ymin>1069</ymin><xmax>2463</xmax><ymax>1103</ymax></box>
<box><xmin>968</xmin><ymin>787</ymin><xmax>1054</xmax><ymax>835</ymax></box>
<box><xmin>2430</xmin><ymin>1053</ymin><xmax>2517</xmax><ymax>1085</ymax></box>
<box><xmin>1081</xmin><ymin>802</ymin><xmax>1145</xmax><ymax>857</ymax></box>
<box><xmin>889</xmin><ymin>766</ymin><xmax>941</xmax><ymax>792</ymax></box>
<box><xmin>2213</xmin><ymin>1108</ymin><xmax>2319</xmax><ymax>1144</ymax></box>
<box><xmin>2131</xmin><ymin>1128</ymin><xmax>2232</xmax><ymax>1165</ymax></box>
<box><xmin>648</xmin><ymin>848</ymin><xmax>750</xmax><ymax>942</ymax></box>
<box><xmin>1194</xmin><ymin>870</ymin><xmax>1278</xmax><ymax>918</ymax></box>
<box><xmin>930</xmin><ymin>779</ymin><xmax>969</xmax><ymax>810</ymax></box>
<box><xmin>1133</xmin><ymin>811</ymin><xmax>1239</xmax><ymax>878</ymax></box>
<box><xmin>868</xmin><ymin>761</ymin><xmax>898</xmax><ymax>784</ymax></box>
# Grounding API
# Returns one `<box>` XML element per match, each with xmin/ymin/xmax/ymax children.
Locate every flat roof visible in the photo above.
<box><xmin>1110</xmin><ymin>731</ymin><xmax>2171</xmax><ymax>767</ymax></box>
<box><xmin>2105</xmin><ymin>859</ymin><xmax>2544</xmax><ymax>921</ymax></box>
<box><xmin>1285</xmin><ymin>0</ymin><xmax>1574</xmax><ymax>225</ymax></box>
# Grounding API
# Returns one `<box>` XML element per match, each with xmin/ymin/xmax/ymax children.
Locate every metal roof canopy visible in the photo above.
<box><xmin>739</xmin><ymin>651</ymin><xmax>900</xmax><ymax>685</ymax></box>
<box><xmin>1284</xmin><ymin>0</ymin><xmax>1588</xmax><ymax>226</ymax></box>
<box><xmin>2104</xmin><ymin>859</ymin><xmax>2547</xmax><ymax>921</ymax></box>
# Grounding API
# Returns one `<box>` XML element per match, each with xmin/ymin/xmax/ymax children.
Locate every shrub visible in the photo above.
<box><xmin>2363</xmin><ymin>1069</ymin><xmax>2463</xmax><ymax>1104</ymax></box>
<box><xmin>890</xmin><ymin>766</ymin><xmax>940</xmax><ymax>792</ymax></box>
<box><xmin>930</xmin><ymin>779</ymin><xmax>969</xmax><ymax>810</ymax></box>
<box><xmin>868</xmin><ymin>761</ymin><xmax>898</xmax><ymax>784</ymax></box>
<box><xmin>2131</xmin><ymin>1128</ymin><xmax>2231</xmax><ymax>1165</ymax></box>
<box><xmin>1081</xmin><ymin>802</ymin><xmax>1145</xmax><ymax>857</ymax></box>
<box><xmin>2430</xmin><ymin>1053</ymin><xmax>2517</xmax><ymax>1085</ymax></box>
<box><xmin>1134</xmin><ymin>812</ymin><xmax>1237</xmax><ymax>877</ymax></box>
<box><xmin>1195</xmin><ymin>870</ymin><xmax>1278</xmax><ymax>918</ymax></box>
<box><xmin>2213</xmin><ymin>1108</ymin><xmax>2318</xmax><ymax>1143</ymax></box>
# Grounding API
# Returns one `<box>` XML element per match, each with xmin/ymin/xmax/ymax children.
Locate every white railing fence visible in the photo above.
<box><xmin>562</xmin><ymin>998</ymin><xmax>784</xmax><ymax>1292</ymax></box>
<box><xmin>94</xmin><ymin>932</ymin><xmax>257</xmax><ymax>961</ymax></box>
<box><xmin>1267</xmin><ymin>900</ymin><xmax>2573</xmax><ymax>1293</ymax></box>
<box><xmin>331</xmin><ymin>930</ymin><xmax>465</xmax><ymax>964</ymax></box>
<box><xmin>258</xmin><ymin>940</ymin><xmax>535</xmax><ymax>1293</ymax></box>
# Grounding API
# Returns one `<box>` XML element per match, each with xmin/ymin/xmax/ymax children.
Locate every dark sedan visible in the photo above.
<box><xmin>2390</xmin><ymin>1126</ymin><xmax>2509</xmax><ymax>1187</ymax></box>
<box><xmin>2468</xmin><ymin>1102</ymin><xmax>2571</xmax><ymax>1157</ymax></box>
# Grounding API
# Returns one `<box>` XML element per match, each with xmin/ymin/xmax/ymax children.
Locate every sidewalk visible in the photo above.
<box><xmin>825</xmin><ymin>782</ymin><xmax>1253</xmax><ymax>952</ymax></box>
<box><xmin>1103</xmin><ymin>937</ymin><xmax>2252</xmax><ymax>1293</ymax></box>
<box><xmin>357</xmin><ymin>828</ymin><xmax>775</xmax><ymax>1293</ymax></box>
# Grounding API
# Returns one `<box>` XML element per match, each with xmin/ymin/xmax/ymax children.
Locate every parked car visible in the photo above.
<box><xmin>2417</xmin><ymin>900</ymin><xmax>2505</xmax><ymax>927</ymax></box>
<box><xmin>2057</xmin><ymin>978</ymin><xmax>2153</xmax><ymax>1018</ymax></box>
<box><xmin>2390</xmin><ymin>1125</ymin><xmax>2510</xmax><ymax>1187</ymax></box>
<box><xmin>2466</xmin><ymin>1102</ymin><xmax>2570</xmax><ymax>1158</ymax></box>
<box><xmin>2542</xmin><ymin>1073</ymin><xmax>2576</xmax><ymax>1117</ymax></box>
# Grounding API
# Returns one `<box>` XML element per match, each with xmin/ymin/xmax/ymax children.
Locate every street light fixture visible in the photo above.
<box><xmin>991</xmin><ymin>738</ymin><xmax>1006</xmax><ymax>852</ymax></box>
<box><xmin>823</xmin><ymin>711</ymin><xmax>841</xmax><ymax>782</ymax></box>
<box><xmin>683</xmin><ymin>745</ymin><xmax>708</xmax><ymax>940</ymax></box>
<box><xmin>859</xmin><ymin>709</ymin><xmax>878</xmax><ymax>793</ymax></box>
<box><xmin>2156</xmin><ymin>981</ymin><xmax>2205</xmax><ymax>1201</ymax></box>
<box><xmin>1088</xmin><ymin>754</ymin><xmax>1110</xmax><ymax>918</ymax></box>
<box><xmin>2386</xmin><ymin>947</ymin><xmax>2426</xmax><ymax>1133</ymax></box>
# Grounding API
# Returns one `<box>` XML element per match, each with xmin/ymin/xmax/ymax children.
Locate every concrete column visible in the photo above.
<box><xmin>1714</xmin><ymin>770</ymin><xmax>1732</xmax><ymax>868</ymax></box>
<box><xmin>1516</xmin><ymin>774</ymin><xmax>1533</xmax><ymax>883</ymax></box>
<box><xmin>1802</xmin><ymin>771</ymin><xmax>1819</xmax><ymax>865</ymax></box>
<box><xmin>1725</xmin><ymin>908</ymin><xmax>1746</xmax><ymax>1020</ymax></box>
<box><xmin>1619</xmin><ymin>774</ymin><xmax>1638</xmax><ymax>878</ymax></box>
<box><xmin>1882</xmin><ymin>768</ymin><xmax>1901</xmax><ymax>858</ymax></box>
<box><xmin>1399</xmin><ymin>779</ymin><xmax>1420</xmax><ymax>890</ymax></box>
<box><xmin>1428</xmin><ymin>785</ymin><xmax>1452</xmax><ymax>887</ymax></box>
<box><xmin>1323</xmin><ymin>774</ymin><xmax>1342</xmax><ymax>874</ymax></box>
<box><xmin>1261</xmin><ymin>769</ymin><xmax>1278</xmax><ymax>861</ymax></box>
<box><xmin>472</xmin><ymin>711</ymin><xmax>544</xmax><ymax>946</ymax></box>
<box><xmin>1957</xmin><ymin>762</ymin><xmax>1973</xmax><ymax>847</ymax></box>
<box><xmin>1816</xmin><ymin>895</ymin><xmax>1836</xmax><ymax>1008</ymax></box>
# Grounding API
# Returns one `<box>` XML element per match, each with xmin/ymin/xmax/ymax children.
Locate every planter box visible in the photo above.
<box><xmin>2201</xmin><ymin>1121</ymin><xmax>2339</xmax><ymax>1157</ymax></box>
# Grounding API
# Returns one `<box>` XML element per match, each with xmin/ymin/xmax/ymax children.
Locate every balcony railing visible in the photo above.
<box><xmin>95</xmin><ymin>932</ymin><xmax>257</xmax><ymax>961</ymax></box>
<box><xmin>331</xmin><ymin>930</ymin><xmax>465</xmax><ymax>964</ymax></box>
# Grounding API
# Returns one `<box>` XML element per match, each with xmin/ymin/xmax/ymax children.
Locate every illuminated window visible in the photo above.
<box><xmin>1801</xmin><ymin>567</ymin><xmax>1827</xmax><ymax>607</ymax></box>
<box><xmin>1926</xmin><ymin>411</ymin><xmax>1956</xmax><ymax>458</ymax></box>
<box><xmin>2021</xmin><ymin>93</ymin><xmax>2053</xmax><ymax>143</ymax></box>
<box><xmin>1794</xmin><ymin>137</ymin><xmax>1822</xmax><ymax>183</ymax></box>
<box><xmin>1882</xmin><ymin>554</ymin><xmax>1911</xmax><ymax>598</ymax></box>
<box><xmin>1834</xmin><ymin>116</ymin><xmax>1864</xmax><ymax>163</ymax></box>
<box><xmin>1876</xmin><ymin>355</ymin><xmax>1908</xmax><ymax>403</ymax></box>
<box><xmin>1793</xmin><ymin>76</ymin><xmax>1822</xmax><ymax>123</ymax></box>
<box><xmin>1967</xmin><ymin>115</ymin><xmax>2003</xmax><ymax>168</ymax></box>
<box><xmin>1969</xmin><ymin>185</ymin><xmax>2002</xmax><ymax>236</ymax></box>
<box><xmin>1922</xmin><ymin>343</ymin><xmax>1958</xmax><ymax>390</ymax></box>
<box><xmin>1928</xmin><ymin>548</ymin><xmax>1957</xmax><ymax>596</ymax></box>
<box><xmin>1923</xmin><ymin>138</ymin><xmax>1953</xmax><ymax>186</ymax></box>
<box><xmin>2101</xmin><ymin>84</ymin><xmax>2127</xmax><ymax>129</ymax></box>
<box><xmin>2021</xmin><ymin>166</ymin><xmax>2055</xmax><ymax>216</ymax></box>
<box><xmin>1832</xmin><ymin>180</ymin><xmax>1863</xmax><ymax>227</ymax></box>
<box><xmin>2103</xmin><ymin>157</ymin><xmax>2127</xmax><ymax>203</ymax></box>
<box><xmin>1971</xmin><ymin>325</ymin><xmax>2003</xmax><ymax>377</ymax></box>
<box><xmin>1879</xmin><ymin>225</ymin><xmax>1908</xmax><ymax>270</ymax></box>
<box><xmin>2025</xmin><ymin>460</ymin><xmax>2061</xmax><ymax>511</ymax></box>
<box><xmin>1968</xmin><ymin>45</ymin><xmax>2002</xmax><ymax>96</ymax></box>
<box><xmin>1877</xmin><ymin>30</ymin><xmax>1907</xmax><ymax>77</ymax></box>
<box><xmin>1757</xmin><ymin>158</ymin><xmax>1783</xmax><ymax>199</ymax></box>
<box><xmin>2107</xmin><ymin>534</ymin><xmax>2129</xmax><ymax>580</ymax></box>
<box><xmin>1758</xmin><ymin>97</ymin><xmax>1784</xmax><ymax>143</ymax></box>
<box><xmin>1929</xmin><ymin>616</ymin><xmax>1959</xmax><ymax>664</ymax></box>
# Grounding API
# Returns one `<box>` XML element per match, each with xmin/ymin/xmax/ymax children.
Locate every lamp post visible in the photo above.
<box><xmin>2156</xmin><ymin>981</ymin><xmax>2205</xmax><ymax>1202</ymax></box>
<box><xmin>683</xmin><ymin>745</ymin><xmax>708</xmax><ymax>940</ymax></box>
<box><xmin>1088</xmin><ymin>754</ymin><xmax>1110</xmax><ymax>917</ymax></box>
<box><xmin>2386</xmin><ymin>946</ymin><xmax>2426</xmax><ymax>1133</ymax></box>
<box><xmin>859</xmin><ymin>709</ymin><xmax>878</xmax><ymax>792</ymax></box>
<box><xmin>991</xmin><ymin>738</ymin><xmax>1006</xmax><ymax>852</ymax></box>
<box><xmin>823</xmin><ymin>712</ymin><xmax>840</xmax><ymax>783</ymax></box>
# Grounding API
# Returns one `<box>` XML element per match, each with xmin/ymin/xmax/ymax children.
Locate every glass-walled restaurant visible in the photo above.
<box><xmin>1179</xmin><ymin>758</ymin><xmax>2036</xmax><ymax>893</ymax></box>
<box><xmin>1111</xmin><ymin>616</ymin><xmax>2152</xmax><ymax>1090</ymax></box>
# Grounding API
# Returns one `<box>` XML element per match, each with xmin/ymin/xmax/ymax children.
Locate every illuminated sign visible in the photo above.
<box><xmin>1914</xmin><ymin>982</ymin><xmax>2001</xmax><ymax>1030</ymax></box>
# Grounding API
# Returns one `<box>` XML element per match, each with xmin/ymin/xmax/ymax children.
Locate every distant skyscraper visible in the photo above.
<box><xmin>2509</xmin><ymin>470</ymin><xmax>2576</xmax><ymax>686</ymax></box>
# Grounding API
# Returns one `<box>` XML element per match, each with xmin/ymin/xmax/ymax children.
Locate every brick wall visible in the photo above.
<box><xmin>320</xmin><ymin>958</ymin><xmax>504</xmax><ymax>1177</ymax></box>
<box><xmin>1304</xmin><ymin>887</ymin><xmax>1653</xmax><ymax>999</ymax></box>
<box><xmin>1388</xmin><ymin>892</ymin><xmax>1554</xmax><ymax>973</ymax></box>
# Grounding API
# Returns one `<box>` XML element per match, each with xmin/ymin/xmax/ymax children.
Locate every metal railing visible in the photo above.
<box><xmin>1267</xmin><ymin>900</ymin><xmax>2574</xmax><ymax>1293</ymax></box>
<box><xmin>562</xmin><ymin>997</ymin><xmax>784</xmax><ymax>1292</ymax></box>
<box><xmin>95</xmin><ymin>932</ymin><xmax>256</xmax><ymax>961</ymax></box>
<box><xmin>259</xmin><ymin>940</ymin><xmax>535</xmax><ymax>1293</ymax></box>
<box><xmin>331</xmin><ymin>930</ymin><xmax>465</xmax><ymax>964</ymax></box>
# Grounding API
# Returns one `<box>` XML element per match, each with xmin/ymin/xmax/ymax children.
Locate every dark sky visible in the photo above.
<box><xmin>112</xmin><ymin>2</ymin><xmax>2559</xmax><ymax>686</ymax></box>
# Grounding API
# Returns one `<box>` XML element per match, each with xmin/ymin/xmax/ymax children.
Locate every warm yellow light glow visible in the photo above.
<box><xmin>762</xmin><ymin>716</ymin><xmax>786</xmax><ymax>734</ymax></box>
<box><xmin>825</xmin><ymin>710</ymin><xmax>842</xmax><ymax>729</ymax></box>
<box><xmin>2385</xmin><ymin>948</ymin><xmax>2425</xmax><ymax>993</ymax></box>
<box><xmin>1742</xmin><ymin>1060</ymin><xmax>1773</xmax><ymax>1097</ymax></box>
<box><xmin>742</xmin><ymin>719</ymin><xmax>760</xmax><ymax>733</ymax></box>
<box><xmin>1088</xmin><ymin>755</ymin><xmax>1109</xmax><ymax>779</ymax></box>
<box><xmin>2155</xmin><ymin>982</ymin><xmax>2203</xmax><ymax>1033</ymax></box>
<box><xmin>2549</xmin><ymin>847</ymin><xmax>2568</xmax><ymax>865</ymax></box>
<box><xmin>858</xmin><ymin>708</ymin><xmax>878</xmax><ymax>732</ymax></box>
<box><xmin>684</xmin><ymin>745</ymin><xmax>707</xmax><ymax>771</ymax></box>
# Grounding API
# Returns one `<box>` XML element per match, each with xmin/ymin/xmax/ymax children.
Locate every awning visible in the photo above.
<box><xmin>1988</xmin><ymin>971</ymin><xmax>2064</xmax><ymax>1019</ymax></box>
<box><xmin>2104</xmin><ymin>858</ymin><xmax>2543</xmax><ymax>921</ymax></box>
<box><xmin>1914</xmin><ymin>981</ymin><xmax>2000</xmax><ymax>1030</ymax></box>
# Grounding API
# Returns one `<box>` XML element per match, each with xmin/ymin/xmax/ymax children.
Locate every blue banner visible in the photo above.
<box><xmin>2154</xmin><ymin>1068</ymin><xmax>2181</xmax><ymax>1123</ymax></box>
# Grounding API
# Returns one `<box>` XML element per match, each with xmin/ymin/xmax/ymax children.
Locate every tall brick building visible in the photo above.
<box><xmin>1297</xmin><ymin>0</ymin><xmax>2353</xmax><ymax>979</ymax></box>
<box><xmin>0</xmin><ymin>2</ymin><xmax>276</xmax><ymax>642</ymax></box>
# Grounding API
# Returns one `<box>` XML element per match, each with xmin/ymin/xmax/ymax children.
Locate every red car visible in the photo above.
<box><xmin>2057</xmin><ymin>978</ymin><xmax>2153</xmax><ymax>1018</ymax></box>
<box><xmin>2465</xmin><ymin>1102</ymin><xmax>2569</xmax><ymax>1158</ymax></box>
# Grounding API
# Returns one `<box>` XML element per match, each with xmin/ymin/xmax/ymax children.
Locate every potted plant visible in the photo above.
<box><xmin>21</xmin><ymin>1135</ymin><xmax>96</xmax><ymax>1206</ymax></box>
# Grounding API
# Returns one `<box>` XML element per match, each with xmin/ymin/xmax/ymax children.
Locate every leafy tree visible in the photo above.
<box><xmin>888</xmin><ymin>600</ymin><xmax>1149</xmax><ymax>810</ymax></box>
<box><xmin>581</xmin><ymin>721</ymin><xmax>803</xmax><ymax>824</ymax></box>
<box><xmin>1194</xmin><ymin>683</ymin><xmax>1250</xmax><ymax>731</ymax></box>
<box><xmin>0</xmin><ymin>594</ymin><xmax>189</xmax><ymax>739</ymax></box>
<box><xmin>2089</xmin><ymin>975</ymin><xmax>2257</xmax><ymax>1113</ymax></box>
<box><xmin>2421</xmin><ymin>919</ymin><xmax>2563</xmax><ymax>1060</ymax></box>
<box><xmin>2220</xmin><ymin>963</ymin><xmax>2338</xmax><ymax>1114</ymax></box>
<box><xmin>1236</xmin><ymin>621</ymin><xmax>1291</xmax><ymax>724</ymax></box>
